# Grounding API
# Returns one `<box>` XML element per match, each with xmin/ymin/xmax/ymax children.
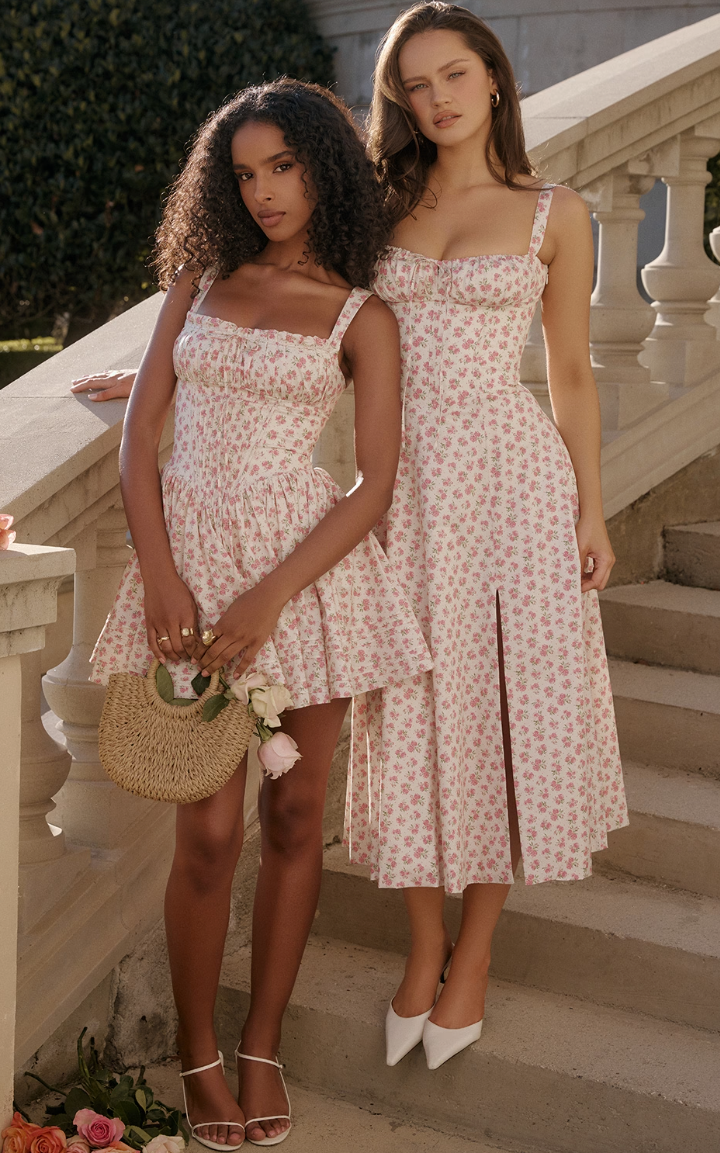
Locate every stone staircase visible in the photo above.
<box><xmin>213</xmin><ymin>522</ymin><xmax>720</xmax><ymax>1153</ymax></box>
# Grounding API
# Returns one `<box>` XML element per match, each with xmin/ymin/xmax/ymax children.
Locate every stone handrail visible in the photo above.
<box><xmin>521</xmin><ymin>13</ymin><xmax>720</xmax><ymax>515</ymax></box>
<box><xmin>2</xmin><ymin>13</ymin><xmax>720</xmax><ymax>1090</ymax></box>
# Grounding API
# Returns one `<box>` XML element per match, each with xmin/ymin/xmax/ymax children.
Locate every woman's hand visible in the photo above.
<box><xmin>71</xmin><ymin>369</ymin><xmax>137</xmax><ymax>401</ymax></box>
<box><xmin>576</xmin><ymin>513</ymin><xmax>615</xmax><ymax>593</ymax></box>
<box><xmin>193</xmin><ymin>582</ymin><xmax>285</xmax><ymax>678</ymax></box>
<box><xmin>143</xmin><ymin>572</ymin><xmax>200</xmax><ymax>664</ymax></box>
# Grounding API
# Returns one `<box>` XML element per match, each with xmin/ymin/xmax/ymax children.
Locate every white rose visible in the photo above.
<box><xmin>144</xmin><ymin>1137</ymin><xmax>185</xmax><ymax>1153</ymax></box>
<box><xmin>250</xmin><ymin>684</ymin><xmax>293</xmax><ymax>727</ymax></box>
<box><xmin>229</xmin><ymin>671</ymin><xmax>267</xmax><ymax>705</ymax></box>
<box><xmin>258</xmin><ymin>732</ymin><xmax>302</xmax><ymax>778</ymax></box>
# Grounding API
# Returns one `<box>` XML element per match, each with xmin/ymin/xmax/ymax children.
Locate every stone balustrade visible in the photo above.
<box><xmin>0</xmin><ymin>545</ymin><xmax>75</xmax><ymax>1125</ymax></box>
<box><xmin>1</xmin><ymin>12</ymin><xmax>720</xmax><ymax>1100</ymax></box>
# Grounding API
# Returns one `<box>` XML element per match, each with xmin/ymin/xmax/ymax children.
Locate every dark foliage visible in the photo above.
<box><xmin>0</xmin><ymin>0</ymin><xmax>334</xmax><ymax>331</ymax></box>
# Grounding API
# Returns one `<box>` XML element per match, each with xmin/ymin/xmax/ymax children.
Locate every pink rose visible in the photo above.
<box><xmin>92</xmin><ymin>1145</ymin><xmax>132</xmax><ymax>1153</ymax></box>
<box><xmin>229</xmin><ymin>671</ymin><xmax>267</xmax><ymax>705</ymax></box>
<box><xmin>0</xmin><ymin>514</ymin><xmax>16</xmax><ymax>551</ymax></box>
<box><xmin>257</xmin><ymin>731</ymin><xmax>301</xmax><ymax>778</ymax></box>
<box><xmin>2</xmin><ymin>1114</ymin><xmax>41</xmax><ymax>1153</ymax></box>
<box><xmin>72</xmin><ymin>1114</ymin><xmax>124</xmax><ymax>1150</ymax></box>
<box><xmin>29</xmin><ymin>1129</ymin><xmax>66</xmax><ymax>1153</ymax></box>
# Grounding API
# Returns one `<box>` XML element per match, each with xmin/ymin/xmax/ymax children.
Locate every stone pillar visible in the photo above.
<box><xmin>520</xmin><ymin>303</ymin><xmax>552</xmax><ymax>418</ymax></box>
<box><xmin>313</xmin><ymin>383</ymin><xmax>356</xmax><ymax>493</ymax></box>
<box><xmin>43</xmin><ymin>507</ymin><xmax>148</xmax><ymax>848</ymax></box>
<box><xmin>0</xmin><ymin>544</ymin><xmax>75</xmax><ymax>1127</ymax></box>
<box><xmin>589</xmin><ymin>169</ymin><xmax>666</xmax><ymax>428</ymax></box>
<box><xmin>642</xmin><ymin>120</ymin><xmax>720</xmax><ymax>387</ymax></box>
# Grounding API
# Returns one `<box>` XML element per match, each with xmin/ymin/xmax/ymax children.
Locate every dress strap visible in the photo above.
<box><xmin>189</xmin><ymin>266</ymin><xmax>218</xmax><ymax>312</ymax></box>
<box><xmin>527</xmin><ymin>185</ymin><xmax>556</xmax><ymax>258</ymax></box>
<box><xmin>330</xmin><ymin>287</ymin><xmax>373</xmax><ymax>347</ymax></box>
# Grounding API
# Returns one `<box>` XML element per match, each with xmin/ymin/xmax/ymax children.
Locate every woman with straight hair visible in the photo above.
<box><xmin>345</xmin><ymin>1</ymin><xmax>627</xmax><ymax>1069</ymax></box>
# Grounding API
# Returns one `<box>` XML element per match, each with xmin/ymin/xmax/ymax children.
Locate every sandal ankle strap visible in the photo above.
<box><xmin>180</xmin><ymin>1050</ymin><xmax>224</xmax><ymax>1077</ymax></box>
<box><xmin>234</xmin><ymin>1048</ymin><xmax>283</xmax><ymax>1069</ymax></box>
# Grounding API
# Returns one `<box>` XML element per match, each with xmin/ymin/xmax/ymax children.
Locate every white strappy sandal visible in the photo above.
<box><xmin>235</xmin><ymin>1048</ymin><xmax>292</xmax><ymax>1147</ymax></box>
<box><xmin>179</xmin><ymin>1051</ymin><xmax>246</xmax><ymax>1151</ymax></box>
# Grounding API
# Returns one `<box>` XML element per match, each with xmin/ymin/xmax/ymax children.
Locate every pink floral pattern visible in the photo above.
<box><xmin>91</xmin><ymin>276</ymin><xmax>432</xmax><ymax>702</ymax></box>
<box><xmin>346</xmin><ymin>188</ymin><xmax>628</xmax><ymax>891</ymax></box>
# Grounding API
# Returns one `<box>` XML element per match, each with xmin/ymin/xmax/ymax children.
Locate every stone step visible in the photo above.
<box><xmin>609</xmin><ymin>658</ymin><xmax>720</xmax><ymax>775</ymax></box>
<box><xmin>216</xmin><ymin>938</ymin><xmax>720</xmax><ymax>1153</ymax></box>
<box><xmin>144</xmin><ymin>1060</ymin><xmax>517</xmax><ymax>1153</ymax></box>
<box><xmin>600</xmin><ymin>580</ymin><xmax>720</xmax><ymax>675</ymax></box>
<box><xmin>664</xmin><ymin>521</ymin><xmax>720</xmax><ymax>590</ymax></box>
<box><xmin>314</xmin><ymin>845</ymin><xmax>720</xmax><ymax>1032</ymax></box>
<box><xmin>602</xmin><ymin>760</ymin><xmax>720</xmax><ymax>897</ymax></box>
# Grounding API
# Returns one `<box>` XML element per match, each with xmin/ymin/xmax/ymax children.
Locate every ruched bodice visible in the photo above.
<box><xmin>347</xmin><ymin>187</ymin><xmax>627</xmax><ymax>891</ymax></box>
<box><xmin>92</xmin><ymin>274</ymin><xmax>432</xmax><ymax>703</ymax></box>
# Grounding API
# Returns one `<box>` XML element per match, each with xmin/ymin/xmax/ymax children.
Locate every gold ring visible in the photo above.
<box><xmin>157</xmin><ymin>636</ymin><xmax>170</xmax><ymax>643</ymax></box>
<box><xmin>181</xmin><ymin>627</ymin><xmax>194</xmax><ymax>637</ymax></box>
<box><xmin>202</xmin><ymin>629</ymin><xmax>217</xmax><ymax>647</ymax></box>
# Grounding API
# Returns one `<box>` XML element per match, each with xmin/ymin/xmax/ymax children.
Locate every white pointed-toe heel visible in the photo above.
<box><xmin>236</xmin><ymin>1049</ymin><xmax>292</xmax><ymax>1146</ymax></box>
<box><xmin>179</xmin><ymin>1051</ymin><xmax>245</xmax><ymax>1151</ymax></box>
<box><xmin>422</xmin><ymin>1018</ymin><xmax>483</xmax><ymax>1070</ymax></box>
<box><xmin>385</xmin><ymin>1001</ymin><xmax>433</xmax><ymax>1066</ymax></box>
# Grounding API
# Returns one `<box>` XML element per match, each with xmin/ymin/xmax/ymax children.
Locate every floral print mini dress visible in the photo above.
<box><xmin>91</xmin><ymin>274</ymin><xmax>432</xmax><ymax>702</ymax></box>
<box><xmin>346</xmin><ymin>187</ymin><xmax>628</xmax><ymax>891</ymax></box>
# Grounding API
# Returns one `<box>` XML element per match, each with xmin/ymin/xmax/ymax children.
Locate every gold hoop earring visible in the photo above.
<box><xmin>491</xmin><ymin>91</ymin><xmax>500</xmax><ymax>108</ymax></box>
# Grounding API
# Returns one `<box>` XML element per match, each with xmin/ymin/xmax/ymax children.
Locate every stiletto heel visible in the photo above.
<box><xmin>385</xmin><ymin>1002</ymin><xmax>433</xmax><ymax>1066</ymax></box>
<box><xmin>179</xmin><ymin>1051</ymin><xmax>245</xmax><ymax>1151</ymax></box>
<box><xmin>385</xmin><ymin>950</ymin><xmax>453</xmax><ymax>1066</ymax></box>
<box><xmin>422</xmin><ymin>1018</ymin><xmax>483</xmax><ymax>1069</ymax></box>
<box><xmin>236</xmin><ymin>1048</ymin><xmax>292</xmax><ymax>1146</ymax></box>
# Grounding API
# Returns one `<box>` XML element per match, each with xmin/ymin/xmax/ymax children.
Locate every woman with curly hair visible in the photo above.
<box><xmin>84</xmin><ymin>79</ymin><xmax>431</xmax><ymax>1147</ymax></box>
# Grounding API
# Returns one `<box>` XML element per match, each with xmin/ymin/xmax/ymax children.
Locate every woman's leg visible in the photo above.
<box><xmin>430</xmin><ymin>595</ymin><xmax>521</xmax><ymax>1028</ymax></box>
<box><xmin>238</xmin><ymin>697</ymin><xmax>349</xmax><ymax>1143</ymax></box>
<box><xmin>391</xmin><ymin>888</ymin><xmax>453</xmax><ymax>1017</ymax></box>
<box><xmin>165</xmin><ymin>757</ymin><xmax>249</xmax><ymax>1146</ymax></box>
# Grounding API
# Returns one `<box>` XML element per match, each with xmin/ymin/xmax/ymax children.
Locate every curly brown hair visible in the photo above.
<box><xmin>153</xmin><ymin>79</ymin><xmax>390</xmax><ymax>290</ymax></box>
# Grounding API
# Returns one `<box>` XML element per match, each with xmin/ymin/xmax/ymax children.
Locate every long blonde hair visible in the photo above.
<box><xmin>369</xmin><ymin>2</ymin><xmax>536</xmax><ymax>223</ymax></box>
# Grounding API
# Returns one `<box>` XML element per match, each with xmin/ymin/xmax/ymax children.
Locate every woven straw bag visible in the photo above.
<box><xmin>98</xmin><ymin>659</ymin><xmax>256</xmax><ymax>803</ymax></box>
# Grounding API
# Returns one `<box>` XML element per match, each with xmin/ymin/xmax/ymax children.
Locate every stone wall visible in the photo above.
<box><xmin>309</xmin><ymin>0</ymin><xmax>720</xmax><ymax>108</ymax></box>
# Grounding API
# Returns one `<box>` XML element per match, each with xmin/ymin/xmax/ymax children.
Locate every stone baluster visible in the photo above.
<box><xmin>42</xmin><ymin>506</ymin><xmax>152</xmax><ymax>848</ymax></box>
<box><xmin>582</xmin><ymin>165</ymin><xmax>667</xmax><ymax>430</ymax></box>
<box><xmin>0</xmin><ymin>543</ymin><xmax>75</xmax><ymax>1126</ymax></box>
<box><xmin>642</xmin><ymin>118</ymin><xmax>720</xmax><ymax>387</ymax></box>
<box><xmin>17</xmin><ymin>647</ymin><xmax>91</xmax><ymax>934</ymax></box>
<box><xmin>706</xmin><ymin>226</ymin><xmax>720</xmax><ymax>333</ymax></box>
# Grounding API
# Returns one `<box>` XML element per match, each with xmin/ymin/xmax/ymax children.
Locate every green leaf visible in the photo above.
<box><xmin>124</xmin><ymin>1125</ymin><xmax>152</xmax><ymax>1147</ymax></box>
<box><xmin>171</xmin><ymin>697</ymin><xmax>194</xmax><ymax>706</ymax></box>
<box><xmin>191</xmin><ymin>671</ymin><xmax>211</xmax><ymax>696</ymax></box>
<box><xmin>112</xmin><ymin>1099</ymin><xmax>143</xmax><ymax>1127</ymax></box>
<box><xmin>202</xmin><ymin>694</ymin><xmax>229</xmax><ymax>723</ymax></box>
<box><xmin>155</xmin><ymin>663</ymin><xmax>174</xmax><ymax>703</ymax></box>
<box><xmin>135</xmin><ymin>1087</ymin><xmax>148</xmax><ymax>1112</ymax></box>
<box><xmin>64</xmin><ymin>1085</ymin><xmax>93</xmax><ymax>1120</ymax></box>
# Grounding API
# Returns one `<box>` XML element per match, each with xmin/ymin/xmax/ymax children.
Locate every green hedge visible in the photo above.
<box><xmin>0</xmin><ymin>0</ymin><xmax>334</xmax><ymax>333</ymax></box>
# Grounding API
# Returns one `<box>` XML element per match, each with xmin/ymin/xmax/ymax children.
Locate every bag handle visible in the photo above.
<box><xmin>143</xmin><ymin>658</ymin><xmax>223</xmax><ymax>716</ymax></box>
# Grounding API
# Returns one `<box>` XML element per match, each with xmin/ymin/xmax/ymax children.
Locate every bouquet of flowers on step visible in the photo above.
<box><xmin>187</xmin><ymin>665</ymin><xmax>301</xmax><ymax>779</ymax></box>
<box><xmin>6</xmin><ymin>1029</ymin><xmax>187</xmax><ymax>1153</ymax></box>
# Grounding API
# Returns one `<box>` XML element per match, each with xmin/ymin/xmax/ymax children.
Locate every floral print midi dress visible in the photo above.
<box><xmin>346</xmin><ymin>187</ymin><xmax>628</xmax><ymax>891</ymax></box>
<box><xmin>91</xmin><ymin>275</ymin><xmax>432</xmax><ymax>702</ymax></box>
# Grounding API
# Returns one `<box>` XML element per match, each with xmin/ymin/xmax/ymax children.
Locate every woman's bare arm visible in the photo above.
<box><xmin>197</xmin><ymin>295</ymin><xmax>403</xmax><ymax>676</ymax></box>
<box><xmin>118</xmin><ymin>270</ymin><xmax>199</xmax><ymax>663</ymax></box>
<box><xmin>539</xmin><ymin>187</ymin><xmax>615</xmax><ymax>592</ymax></box>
